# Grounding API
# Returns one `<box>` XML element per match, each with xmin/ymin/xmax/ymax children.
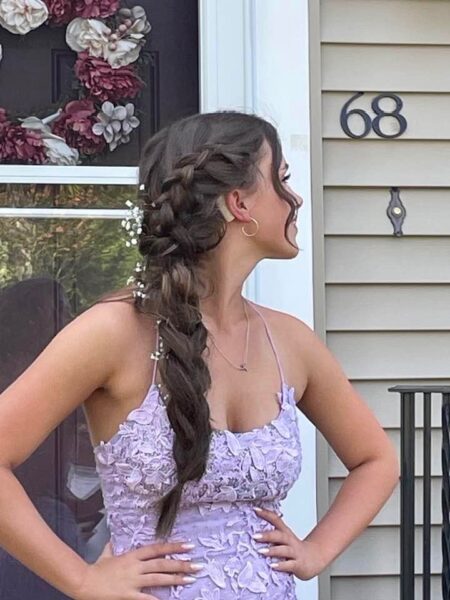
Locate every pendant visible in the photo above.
<box><xmin>240</xmin><ymin>364</ymin><xmax>248</xmax><ymax>371</ymax></box>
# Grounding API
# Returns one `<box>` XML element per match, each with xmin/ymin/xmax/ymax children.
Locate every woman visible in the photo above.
<box><xmin>0</xmin><ymin>110</ymin><xmax>399</xmax><ymax>599</ymax></box>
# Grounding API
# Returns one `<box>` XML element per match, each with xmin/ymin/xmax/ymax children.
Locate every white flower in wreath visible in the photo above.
<box><xmin>118</xmin><ymin>6</ymin><xmax>152</xmax><ymax>35</ymax></box>
<box><xmin>20</xmin><ymin>114</ymin><xmax>80</xmax><ymax>166</ymax></box>
<box><xmin>103</xmin><ymin>38</ymin><xmax>143</xmax><ymax>69</ymax></box>
<box><xmin>66</xmin><ymin>17</ymin><xmax>109</xmax><ymax>58</ymax></box>
<box><xmin>103</xmin><ymin>5</ymin><xmax>151</xmax><ymax>68</ymax></box>
<box><xmin>0</xmin><ymin>0</ymin><xmax>48</xmax><ymax>35</ymax></box>
<box><xmin>93</xmin><ymin>101</ymin><xmax>140</xmax><ymax>152</ymax></box>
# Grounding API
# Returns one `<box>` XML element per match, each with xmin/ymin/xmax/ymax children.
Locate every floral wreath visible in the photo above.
<box><xmin>0</xmin><ymin>0</ymin><xmax>151</xmax><ymax>165</ymax></box>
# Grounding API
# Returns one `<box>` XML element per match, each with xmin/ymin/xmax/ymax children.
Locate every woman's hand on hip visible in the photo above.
<box><xmin>73</xmin><ymin>539</ymin><xmax>203</xmax><ymax>600</ymax></box>
<box><xmin>252</xmin><ymin>507</ymin><xmax>325</xmax><ymax>581</ymax></box>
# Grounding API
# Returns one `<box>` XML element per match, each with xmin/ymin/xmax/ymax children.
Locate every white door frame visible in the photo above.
<box><xmin>199</xmin><ymin>2</ymin><xmax>317</xmax><ymax>599</ymax></box>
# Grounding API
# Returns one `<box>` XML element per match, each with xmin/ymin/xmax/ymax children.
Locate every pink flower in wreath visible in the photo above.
<box><xmin>43</xmin><ymin>0</ymin><xmax>73</xmax><ymax>25</ymax></box>
<box><xmin>75</xmin><ymin>51</ymin><xmax>144</xmax><ymax>103</ymax></box>
<box><xmin>72</xmin><ymin>0</ymin><xmax>119</xmax><ymax>19</ymax></box>
<box><xmin>0</xmin><ymin>123</ymin><xmax>46</xmax><ymax>164</ymax></box>
<box><xmin>52</xmin><ymin>99</ymin><xmax>106</xmax><ymax>156</ymax></box>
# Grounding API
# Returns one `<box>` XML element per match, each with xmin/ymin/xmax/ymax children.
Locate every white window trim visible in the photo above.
<box><xmin>0</xmin><ymin>208</ymin><xmax>128</xmax><ymax>219</ymax></box>
<box><xmin>0</xmin><ymin>165</ymin><xmax>138</xmax><ymax>184</ymax></box>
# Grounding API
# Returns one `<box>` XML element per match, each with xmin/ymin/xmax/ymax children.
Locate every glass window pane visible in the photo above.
<box><xmin>0</xmin><ymin>183</ymin><xmax>137</xmax><ymax>210</ymax></box>
<box><xmin>0</xmin><ymin>207</ymin><xmax>140</xmax><ymax>595</ymax></box>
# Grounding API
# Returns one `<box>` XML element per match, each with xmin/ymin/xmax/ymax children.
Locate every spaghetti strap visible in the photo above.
<box><xmin>150</xmin><ymin>320</ymin><xmax>160</xmax><ymax>385</ymax></box>
<box><xmin>246</xmin><ymin>299</ymin><xmax>285</xmax><ymax>385</ymax></box>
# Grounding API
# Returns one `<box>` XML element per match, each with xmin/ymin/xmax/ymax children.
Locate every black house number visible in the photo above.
<box><xmin>340</xmin><ymin>92</ymin><xmax>407</xmax><ymax>139</ymax></box>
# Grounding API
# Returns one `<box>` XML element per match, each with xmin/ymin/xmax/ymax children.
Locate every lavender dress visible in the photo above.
<box><xmin>93</xmin><ymin>301</ymin><xmax>303</xmax><ymax>599</ymax></box>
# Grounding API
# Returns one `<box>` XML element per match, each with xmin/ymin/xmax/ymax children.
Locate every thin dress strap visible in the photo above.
<box><xmin>246</xmin><ymin>299</ymin><xmax>285</xmax><ymax>385</ymax></box>
<box><xmin>150</xmin><ymin>320</ymin><xmax>160</xmax><ymax>385</ymax></box>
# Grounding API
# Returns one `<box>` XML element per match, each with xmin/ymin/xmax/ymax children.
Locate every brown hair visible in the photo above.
<box><xmin>93</xmin><ymin>110</ymin><xmax>298</xmax><ymax>536</ymax></box>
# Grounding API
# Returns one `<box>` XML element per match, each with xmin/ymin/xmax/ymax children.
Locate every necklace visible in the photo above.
<box><xmin>207</xmin><ymin>298</ymin><xmax>250</xmax><ymax>372</ymax></box>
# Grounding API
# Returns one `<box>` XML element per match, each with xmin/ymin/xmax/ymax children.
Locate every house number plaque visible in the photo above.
<box><xmin>340</xmin><ymin>92</ymin><xmax>407</xmax><ymax>139</ymax></box>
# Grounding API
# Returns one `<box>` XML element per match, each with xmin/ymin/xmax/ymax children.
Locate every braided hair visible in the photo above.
<box><xmin>96</xmin><ymin>110</ymin><xmax>298</xmax><ymax>536</ymax></box>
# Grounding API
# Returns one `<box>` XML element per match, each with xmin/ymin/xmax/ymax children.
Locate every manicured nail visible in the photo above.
<box><xmin>181</xmin><ymin>543</ymin><xmax>196</xmax><ymax>549</ymax></box>
<box><xmin>252</xmin><ymin>533</ymin><xmax>263</xmax><ymax>540</ymax></box>
<box><xmin>271</xmin><ymin>562</ymin><xmax>280</xmax><ymax>568</ymax></box>
<box><xmin>190</xmin><ymin>563</ymin><xmax>206</xmax><ymax>571</ymax></box>
<box><xmin>183</xmin><ymin>576</ymin><xmax>197</xmax><ymax>583</ymax></box>
<box><xmin>254</xmin><ymin>507</ymin><xmax>263</xmax><ymax>512</ymax></box>
<box><xmin>257</xmin><ymin>547</ymin><xmax>269</xmax><ymax>554</ymax></box>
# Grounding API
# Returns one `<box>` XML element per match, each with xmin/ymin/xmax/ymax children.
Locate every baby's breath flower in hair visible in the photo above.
<box><xmin>121</xmin><ymin>197</ymin><xmax>143</xmax><ymax>248</ymax></box>
<box><xmin>121</xmin><ymin>192</ymin><xmax>147</xmax><ymax>296</ymax></box>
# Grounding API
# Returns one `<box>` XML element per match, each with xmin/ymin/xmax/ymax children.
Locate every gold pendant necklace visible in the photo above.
<box><xmin>208</xmin><ymin>298</ymin><xmax>250</xmax><ymax>372</ymax></box>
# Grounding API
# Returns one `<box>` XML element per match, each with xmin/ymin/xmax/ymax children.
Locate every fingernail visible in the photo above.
<box><xmin>181</xmin><ymin>543</ymin><xmax>196</xmax><ymax>549</ymax></box>
<box><xmin>183</xmin><ymin>576</ymin><xmax>197</xmax><ymax>583</ymax></box>
<box><xmin>257</xmin><ymin>548</ymin><xmax>269</xmax><ymax>554</ymax></box>
<box><xmin>252</xmin><ymin>533</ymin><xmax>263</xmax><ymax>540</ymax></box>
<box><xmin>253</xmin><ymin>507</ymin><xmax>263</xmax><ymax>513</ymax></box>
<box><xmin>190</xmin><ymin>563</ymin><xmax>206</xmax><ymax>571</ymax></box>
<box><xmin>271</xmin><ymin>562</ymin><xmax>280</xmax><ymax>568</ymax></box>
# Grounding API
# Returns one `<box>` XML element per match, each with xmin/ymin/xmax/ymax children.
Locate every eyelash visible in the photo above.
<box><xmin>282</xmin><ymin>173</ymin><xmax>291</xmax><ymax>183</ymax></box>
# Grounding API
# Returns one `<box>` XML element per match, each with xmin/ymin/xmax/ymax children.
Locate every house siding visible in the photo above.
<box><xmin>309</xmin><ymin>1</ymin><xmax>449</xmax><ymax>598</ymax></box>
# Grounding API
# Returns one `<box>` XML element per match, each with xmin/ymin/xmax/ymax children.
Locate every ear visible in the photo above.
<box><xmin>216</xmin><ymin>195</ymin><xmax>235</xmax><ymax>222</ymax></box>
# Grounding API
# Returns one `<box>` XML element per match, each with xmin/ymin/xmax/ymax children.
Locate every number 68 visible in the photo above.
<box><xmin>340</xmin><ymin>91</ymin><xmax>407</xmax><ymax>139</ymax></box>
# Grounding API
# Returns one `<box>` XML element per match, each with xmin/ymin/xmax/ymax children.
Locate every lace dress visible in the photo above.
<box><xmin>93</xmin><ymin>300</ymin><xmax>303</xmax><ymax>599</ymax></box>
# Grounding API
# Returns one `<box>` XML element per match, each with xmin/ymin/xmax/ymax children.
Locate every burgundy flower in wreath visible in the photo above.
<box><xmin>72</xmin><ymin>0</ymin><xmax>119</xmax><ymax>19</ymax></box>
<box><xmin>75</xmin><ymin>51</ymin><xmax>144</xmax><ymax>103</ymax></box>
<box><xmin>52</xmin><ymin>99</ymin><xmax>106</xmax><ymax>156</ymax></box>
<box><xmin>43</xmin><ymin>0</ymin><xmax>73</xmax><ymax>25</ymax></box>
<box><xmin>0</xmin><ymin>122</ymin><xmax>46</xmax><ymax>164</ymax></box>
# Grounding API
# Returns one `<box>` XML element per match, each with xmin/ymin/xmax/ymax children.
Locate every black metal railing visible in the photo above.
<box><xmin>388</xmin><ymin>385</ymin><xmax>450</xmax><ymax>600</ymax></box>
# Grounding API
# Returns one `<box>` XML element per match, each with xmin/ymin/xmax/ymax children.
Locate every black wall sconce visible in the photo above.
<box><xmin>386</xmin><ymin>187</ymin><xmax>406</xmax><ymax>236</ymax></box>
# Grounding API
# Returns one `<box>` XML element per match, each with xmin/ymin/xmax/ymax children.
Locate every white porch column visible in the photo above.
<box><xmin>199</xmin><ymin>2</ymin><xmax>317</xmax><ymax>598</ymax></box>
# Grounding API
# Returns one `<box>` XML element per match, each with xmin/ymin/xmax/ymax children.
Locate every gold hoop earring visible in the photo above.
<box><xmin>241</xmin><ymin>217</ymin><xmax>259</xmax><ymax>237</ymax></box>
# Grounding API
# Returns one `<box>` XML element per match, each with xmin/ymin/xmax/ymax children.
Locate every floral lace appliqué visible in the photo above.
<box><xmin>94</xmin><ymin>382</ymin><xmax>302</xmax><ymax>599</ymax></box>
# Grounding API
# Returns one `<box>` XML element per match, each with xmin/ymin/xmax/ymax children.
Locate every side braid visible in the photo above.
<box><xmin>137</xmin><ymin>147</ymin><xmax>222</xmax><ymax>536</ymax></box>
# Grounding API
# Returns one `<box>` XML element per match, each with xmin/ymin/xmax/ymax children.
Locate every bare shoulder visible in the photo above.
<box><xmin>0</xmin><ymin>295</ymin><xmax>156</xmax><ymax>469</ymax></box>
<box><xmin>254</xmin><ymin>301</ymin><xmax>399</xmax><ymax>474</ymax></box>
<box><xmin>249</xmin><ymin>300</ymin><xmax>314</xmax><ymax>350</ymax></box>
<box><xmin>81</xmin><ymin>296</ymin><xmax>153</xmax><ymax>337</ymax></box>
<box><xmin>252</xmin><ymin>302</ymin><xmax>308</xmax><ymax>329</ymax></box>
<box><xmin>248</xmin><ymin>301</ymin><xmax>312</xmax><ymax>397</ymax></box>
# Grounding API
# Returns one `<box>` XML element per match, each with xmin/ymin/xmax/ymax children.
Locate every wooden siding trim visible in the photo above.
<box><xmin>309</xmin><ymin>0</ymin><xmax>331</xmax><ymax>598</ymax></box>
<box><xmin>321</xmin><ymin>0</ymin><xmax>450</xmax><ymax>46</ymax></box>
<box><xmin>322</xmin><ymin>44</ymin><xmax>450</xmax><ymax>92</ymax></box>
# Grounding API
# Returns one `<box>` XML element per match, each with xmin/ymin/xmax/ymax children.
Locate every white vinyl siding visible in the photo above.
<box><xmin>310</xmin><ymin>1</ymin><xmax>449</xmax><ymax>598</ymax></box>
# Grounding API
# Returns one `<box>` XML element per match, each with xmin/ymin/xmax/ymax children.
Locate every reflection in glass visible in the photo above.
<box><xmin>0</xmin><ymin>216</ymin><xmax>139</xmax><ymax>307</ymax></box>
<box><xmin>0</xmin><ymin>203</ymin><xmax>140</xmax><ymax>597</ymax></box>
<box><xmin>0</xmin><ymin>183</ymin><xmax>136</xmax><ymax>210</ymax></box>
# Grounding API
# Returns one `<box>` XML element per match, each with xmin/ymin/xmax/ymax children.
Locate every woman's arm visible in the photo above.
<box><xmin>0</xmin><ymin>303</ymin><xmax>122</xmax><ymax>598</ymax></box>
<box><xmin>296</xmin><ymin>319</ymin><xmax>400</xmax><ymax>570</ymax></box>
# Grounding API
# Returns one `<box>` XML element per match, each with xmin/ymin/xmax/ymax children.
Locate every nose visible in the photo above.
<box><xmin>294</xmin><ymin>196</ymin><xmax>303</xmax><ymax>217</ymax></box>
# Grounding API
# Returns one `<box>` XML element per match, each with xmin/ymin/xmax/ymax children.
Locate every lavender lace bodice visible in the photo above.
<box><xmin>93</xmin><ymin>301</ymin><xmax>303</xmax><ymax>599</ymax></box>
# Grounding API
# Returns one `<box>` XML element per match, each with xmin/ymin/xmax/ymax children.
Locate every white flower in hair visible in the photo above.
<box><xmin>121</xmin><ymin>199</ymin><xmax>143</xmax><ymax>248</ymax></box>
